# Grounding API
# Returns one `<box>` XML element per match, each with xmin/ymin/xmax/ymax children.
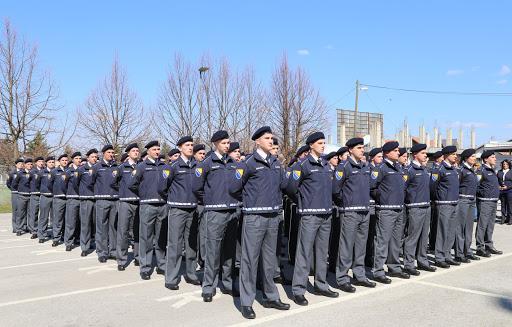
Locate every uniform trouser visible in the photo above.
<box><xmin>404</xmin><ymin>206</ymin><xmax>431</xmax><ymax>269</ymax></box>
<box><xmin>52</xmin><ymin>197</ymin><xmax>66</xmax><ymax>241</ymax></box>
<box><xmin>240</xmin><ymin>213</ymin><xmax>280</xmax><ymax>306</ymax></box>
<box><xmin>117</xmin><ymin>201</ymin><xmax>139</xmax><ymax>266</ymax></box>
<box><xmin>95</xmin><ymin>199</ymin><xmax>118</xmax><ymax>258</ymax></box>
<box><xmin>80</xmin><ymin>199</ymin><xmax>95</xmax><ymax>251</ymax></box>
<box><xmin>16</xmin><ymin>194</ymin><xmax>30</xmax><ymax>232</ymax></box>
<box><xmin>365</xmin><ymin>205</ymin><xmax>377</xmax><ymax>267</ymax></box>
<box><xmin>165</xmin><ymin>207</ymin><xmax>198</xmax><ymax>284</ymax></box>
<box><xmin>454</xmin><ymin>199</ymin><xmax>476</xmax><ymax>258</ymax></box>
<box><xmin>273</xmin><ymin>211</ymin><xmax>285</xmax><ymax>278</ymax></box>
<box><xmin>38</xmin><ymin>195</ymin><xmax>53</xmax><ymax>239</ymax></box>
<box><xmin>292</xmin><ymin>213</ymin><xmax>331</xmax><ymax>296</ymax></box>
<box><xmin>336</xmin><ymin>210</ymin><xmax>370</xmax><ymax>284</ymax></box>
<box><xmin>476</xmin><ymin>200</ymin><xmax>498</xmax><ymax>251</ymax></box>
<box><xmin>11</xmin><ymin>193</ymin><xmax>18</xmax><ymax>232</ymax></box>
<box><xmin>372</xmin><ymin>209</ymin><xmax>404</xmax><ymax>277</ymax></box>
<box><xmin>429</xmin><ymin>203</ymin><xmax>438</xmax><ymax>250</ymax></box>
<box><xmin>328</xmin><ymin>208</ymin><xmax>341</xmax><ymax>273</ymax></box>
<box><xmin>196</xmin><ymin>205</ymin><xmax>206</xmax><ymax>262</ymax></box>
<box><xmin>64</xmin><ymin>198</ymin><xmax>80</xmax><ymax>246</ymax></box>
<box><xmin>434</xmin><ymin>204</ymin><xmax>457</xmax><ymax>262</ymax></box>
<box><xmin>287</xmin><ymin>204</ymin><xmax>299</xmax><ymax>264</ymax></box>
<box><xmin>28</xmin><ymin>195</ymin><xmax>40</xmax><ymax>234</ymax></box>
<box><xmin>235</xmin><ymin>208</ymin><xmax>243</xmax><ymax>269</ymax></box>
<box><xmin>501</xmin><ymin>192</ymin><xmax>512</xmax><ymax>223</ymax></box>
<box><xmin>139</xmin><ymin>203</ymin><xmax>167</xmax><ymax>274</ymax></box>
<box><xmin>202</xmin><ymin>210</ymin><xmax>238</xmax><ymax>295</ymax></box>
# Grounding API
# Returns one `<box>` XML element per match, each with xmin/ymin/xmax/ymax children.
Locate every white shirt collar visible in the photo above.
<box><xmin>385</xmin><ymin>158</ymin><xmax>395</xmax><ymax>166</ymax></box>
<box><xmin>443</xmin><ymin>160</ymin><xmax>452</xmax><ymax>168</ymax></box>
<box><xmin>147</xmin><ymin>157</ymin><xmax>155</xmax><ymax>164</ymax></box>
<box><xmin>463</xmin><ymin>162</ymin><xmax>472</xmax><ymax>169</ymax></box>
<box><xmin>215</xmin><ymin>151</ymin><xmax>223</xmax><ymax>160</ymax></box>
<box><xmin>128</xmin><ymin>158</ymin><xmax>137</xmax><ymax>165</ymax></box>
<box><xmin>256</xmin><ymin>148</ymin><xmax>269</xmax><ymax>160</ymax></box>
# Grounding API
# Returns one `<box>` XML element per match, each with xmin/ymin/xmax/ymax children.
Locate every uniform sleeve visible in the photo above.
<box><xmin>192</xmin><ymin>160</ymin><xmax>209</xmax><ymax>196</ymax></box>
<box><xmin>6</xmin><ymin>171</ymin><xmax>13</xmax><ymax>190</ymax></box>
<box><xmin>370</xmin><ymin>166</ymin><xmax>383</xmax><ymax>201</ymax></box>
<box><xmin>111</xmin><ymin>165</ymin><xmax>123</xmax><ymax>190</ymax></box>
<box><xmin>11</xmin><ymin>172</ymin><xmax>20</xmax><ymax>190</ymax></box>
<box><xmin>35</xmin><ymin>170</ymin><xmax>42</xmax><ymax>189</ymax></box>
<box><xmin>285</xmin><ymin>163</ymin><xmax>304</xmax><ymax>199</ymax></box>
<box><xmin>48</xmin><ymin>171</ymin><xmax>55</xmax><ymax>193</ymax></box>
<box><xmin>158</xmin><ymin>164</ymin><xmax>175</xmax><ymax>198</ymax></box>
<box><xmin>90</xmin><ymin>164</ymin><xmax>98</xmax><ymax>186</ymax></box>
<box><xmin>128</xmin><ymin>165</ymin><xmax>143</xmax><ymax>194</ymax></box>
<box><xmin>332</xmin><ymin>163</ymin><xmax>346</xmax><ymax>206</ymax></box>
<box><xmin>228</xmin><ymin>162</ymin><xmax>248</xmax><ymax>198</ymax></box>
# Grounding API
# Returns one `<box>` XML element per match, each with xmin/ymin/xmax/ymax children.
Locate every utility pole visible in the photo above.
<box><xmin>354</xmin><ymin>80</ymin><xmax>359</xmax><ymax>137</ymax></box>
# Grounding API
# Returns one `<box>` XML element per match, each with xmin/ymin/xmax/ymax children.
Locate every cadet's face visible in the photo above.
<box><xmin>257</xmin><ymin>133</ymin><xmax>274</xmax><ymax>153</ymax></box>
<box><xmin>88</xmin><ymin>153</ymin><xmax>98</xmax><ymax>164</ymax></box>
<box><xmin>229</xmin><ymin>149</ymin><xmax>241</xmax><ymax>162</ymax></box>
<box><xmin>194</xmin><ymin>150</ymin><xmax>206</xmax><ymax>162</ymax></box>
<box><xmin>73</xmin><ymin>157</ymin><xmax>81</xmax><ymax>166</ymax></box>
<box><xmin>180</xmin><ymin>141</ymin><xmax>194</xmax><ymax>158</ymax></box>
<box><xmin>385</xmin><ymin>148</ymin><xmax>400</xmax><ymax>161</ymax></box>
<box><xmin>47</xmin><ymin>160</ymin><xmax>55</xmax><ymax>169</ymax></box>
<box><xmin>36</xmin><ymin>160</ymin><xmax>44</xmax><ymax>168</ymax></box>
<box><xmin>415</xmin><ymin>150</ymin><xmax>428</xmax><ymax>164</ymax></box>
<box><xmin>128</xmin><ymin>148</ymin><xmax>139</xmax><ymax>160</ymax></box>
<box><xmin>329</xmin><ymin>157</ymin><xmax>339</xmax><ymax>167</ymax></box>
<box><xmin>170</xmin><ymin>153</ymin><xmax>180</xmax><ymax>162</ymax></box>
<box><xmin>341</xmin><ymin>152</ymin><xmax>349</xmax><ymax>161</ymax></box>
<box><xmin>148</xmin><ymin>146</ymin><xmax>160</xmax><ymax>159</ymax></box>
<box><xmin>503</xmin><ymin>161</ymin><xmax>510</xmax><ymax>170</ymax></box>
<box><xmin>270</xmin><ymin>145</ymin><xmax>279</xmax><ymax>156</ymax></box>
<box><xmin>445</xmin><ymin>153</ymin><xmax>457</xmax><ymax>164</ymax></box>
<box><xmin>398</xmin><ymin>153</ymin><xmax>408</xmax><ymax>164</ymax></box>
<box><xmin>103</xmin><ymin>149</ymin><xmax>115</xmax><ymax>161</ymax></box>
<box><xmin>373</xmin><ymin>152</ymin><xmax>383</xmax><ymax>164</ymax></box>
<box><xmin>16</xmin><ymin>162</ymin><xmax>23</xmax><ymax>169</ymax></box>
<box><xmin>299</xmin><ymin>152</ymin><xmax>309</xmax><ymax>160</ymax></box>
<box><xmin>310</xmin><ymin>139</ymin><xmax>325</xmax><ymax>156</ymax></box>
<box><xmin>216</xmin><ymin>139</ymin><xmax>230</xmax><ymax>155</ymax></box>
<box><xmin>25</xmin><ymin>162</ymin><xmax>33</xmax><ymax>170</ymax></box>
<box><xmin>486</xmin><ymin>154</ymin><xmax>497</xmax><ymax>166</ymax></box>
<box><xmin>60</xmin><ymin>158</ymin><xmax>68</xmax><ymax>167</ymax></box>
<box><xmin>466</xmin><ymin>154</ymin><xmax>476</xmax><ymax>165</ymax></box>
<box><xmin>350</xmin><ymin>144</ymin><xmax>365</xmax><ymax>161</ymax></box>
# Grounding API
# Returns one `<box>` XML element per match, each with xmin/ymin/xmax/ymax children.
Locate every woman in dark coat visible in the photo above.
<box><xmin>497</xmin><ymin>160</ymin><xmax>512</xmax><ymax>224</ymax></box>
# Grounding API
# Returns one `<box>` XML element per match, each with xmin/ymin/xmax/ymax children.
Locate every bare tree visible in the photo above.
<box><xmin>78</xmin><ymin>57</ymin><xmax>149</xmax><ymax>152</ymax></box>
<box><xmin>0</xmin><ymin>19</ymin><xmax>60</xmax><ymax>161</ymax></box>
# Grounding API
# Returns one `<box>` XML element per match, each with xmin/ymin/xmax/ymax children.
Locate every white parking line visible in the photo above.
<box><xmin>156</xmin><ymin>290</ymin><xmax>215</xmax><ymax>309</ymax></box>
<box><xmin>0</xmin><ymin>244</ymin><xmax>43</xmax><ymax>250</ymax></box>
<box><xmin>0</xmin><ymin>256</ymin><xmax>96</xmax><ymax>271</ymax></box>
<box><xmin>413</xmin><ymin>280</ymin><xmax>512</xmax><ymax>301</ymax></box>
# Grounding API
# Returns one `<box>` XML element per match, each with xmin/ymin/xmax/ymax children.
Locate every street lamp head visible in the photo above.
<box><xmin>199</xmin><ymin>66</ymin><xmax>209</xmax><ymax>75</ymax></box>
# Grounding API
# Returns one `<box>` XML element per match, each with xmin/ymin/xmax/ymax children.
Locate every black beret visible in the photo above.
<box><xmin>24</xmin><ymin>158</ymin><xmax>33</xmax><ymax>163</ymax></box>
<box><xmin>411</xmin><ymin>144</ymin><xmax>427</xmax><ymax>154</ymax></box>
<box><xmin>272</xmin><ymin>137</ymin><xmax>279</xmax><ymax>146</ymax></box>
<box><xmin>460</xmin><ymin>149</ymin><xmax>476</xmax><ymax>161</ymax></box>
<box><xmin>368</xmin><ymin>148</ymin><xmax>382</xmax><ymax>158</ymax></box>
<box><xmin>58</xmin><ymin>154</ymin><xmax>68</xmax><ymax>161</ymax></box>
<box><xmin>193</xmin><ymin>144</ymin><xmax>205</xmax><ymax>153</ymax></box>
<box><xmin>101</xmin><ymin>144</ymin><xmax>114</xmax><ymax>152</ymax></box>
<box><xmin>168</xmin><ymin>148</ymin><xmax>180</xmax><ymax>157</ymax></box>
<box><xmin>345</xmin><ymin>137</ymin><xmax>364</xmax><ymax>148</ymax></box>
<box><xmin>140</xmin><ymin>150</ymin><xmax>147</xmax><ymax>158</ymax></box>
<box><xmin>205</xmin><ymin>150</ymin><xmax>214</xmax><ymax>158</ymax></box>
<box><xmin>432</xmin><ymin>151</ymin><xmax>443</xmax><ymax>159</ymax></box>
<box><xmin>442</xmin><ymin>145</ymin><xmax>457</xmax><ymax>155</ymax></box>
<box><xmin>81</xmin><ymin>157</ymin><xmax>87</xmax><ymax>162</ymax></box>
<box><xmin>336</xmin><ymin>147</ymin><xmax>348</xmax><ymax>156</ymax></box>
<box><xmin>125</xmin><ymin>143</ymin><xmax>138</xmax><ymax>153</ymax></box>
<box><xmin>481</xmin><ymin>150</ymin><xmax>495</xmax><ymax>160</ymax></box>
<box><xmin>295</xmin><ymin>145</ymin><xmax>310</xmax><ymax>157</ymax></box>
<box><xmin>325</xmin><ymin>152</ymin><xmax>337</xmax><ymax>160</ymax></box>
<box><xmin>177</xmin><ymin>136</ymin><xmax>193</xmax><ymax>147</ymax></box>
<box><xmin>158</xmin><ymin>154</ymin><xmax>166</xmax><ymax>160</ymax></box>
<box><xmin>382</xmin><ymin>141</ymin><xmax>399</xmax><ymax>152</ymax></box>
<box><xmin>210</xmin><ymin>130</ymin><xmax>229</xmax><ymax>143</ymax></box>
<box><xmin>120</xmin><ymin>153</ymin><xmax>128</xmax><ymax>162</ymax></box>
<box><xmin>144</xmin><ymin>140</ymin><xmax>160</xmax><ymax>149</ymax></box>
<box><xmin>399</xmin><ymin>147</ymin><xmax>408</xmax><ymax>156</ymax></box>
<box><xmin>86</xmin><ymin>148</ymin><xmax>98</xmax><ymax>156</ymax></box>
<box><xmin>35</xmin><ymin>156</ymin><xmax>44</xmax><ymax>162</ymax></box>
<box><xmin>251</xmin><ymin>126</ymin><xmax>272</xmax><ymax>141</ymax></box>
<box><xmin>15</xmin><ymin>158</ymin><xmax>24</xmax><ymax>164</ymax></box>
<box><xmin>306</xmin><ymin>132</ymin><xmax>325</xmax><ymax>145</ymax></box>
<box><xmin>71</xmin><ymin>151</ymin><xmax>82</xmax><ymax>159</ymax></box>
<box><xmin>228</xmin><ymin>142</ymin><xmax>240</xmax><ymax>153</ymax></box>
<box><xmin>45</xmin><ymin>156</ymin><xmax>55</xmax><ymax>162</ymax></box>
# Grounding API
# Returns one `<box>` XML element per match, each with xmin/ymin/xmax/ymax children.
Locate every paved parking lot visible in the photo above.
<box><xmin>0</xmin><ymin>212</ymin><xmax>511</xmax><ymax>327</ymax></box>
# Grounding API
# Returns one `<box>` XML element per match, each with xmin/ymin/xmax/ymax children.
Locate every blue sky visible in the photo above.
<box><xmin>3</xmin><ymin>1</ymin><xmax>511</xmax><ymax>145</ymax></box>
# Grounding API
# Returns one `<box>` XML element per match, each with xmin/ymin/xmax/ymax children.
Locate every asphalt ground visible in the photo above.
<box><xmin>0</xmin><ymin>212</ymin><xmax>511</xmax><ymax>327</ymax></box>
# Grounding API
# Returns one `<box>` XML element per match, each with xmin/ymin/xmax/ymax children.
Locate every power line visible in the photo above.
<box><xmin>361</xmin><ymin>83</ymin><xmax>512</xmax><ymax>96</ymax></box>
<box><xmin>326</xmin><ymin>87</ymin><xmax>355</xmax><ymax>109</ymax></box>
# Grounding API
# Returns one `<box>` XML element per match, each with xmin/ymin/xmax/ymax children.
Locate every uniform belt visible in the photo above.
<box><xmin>435</xmin><ymin>200</ymin><xmax>458</xmax><ymax>204</ymax></box>
<box><xmin>79</xmin><ymin>196</ymin><xmax>95</xmax><ymax>199</ymax></box>
<box><xmin>459</xmin><ymin>194</ymin><xmax>475</xmax><ymax>199</ymax></box>
<box><xmin>66</xmin><ymin>195</ymin><xmax>80</xmax><ymax>199</ymax></box>
<box><xmin>298</xmin><ymin>208</ymin><xmax>332</xmax><ymax>214</ymax></box>
<box><xmin>167</xmin><ymin>201</ymin><xmax>197</xmax><ymax>207</ymax></box>
<box><xmin>243</xmin><ymin>206</ymin><xmax>281</xmax><ymax>212</ymax></box>
<box><xmin>343</xmin><ymin>206</ymin><xmax>370</xmax><ymax>211</ymax></box>
<box><xmin>30</xmin><ymin>192</ymin><xmax>41</xmax><ymax>195</ymax></box>
<box><xmin>18</xmin><ymin>192</ymin><xmax>31</xmax><ymax>196</ymax></box>
<box><xmin>41</xmin><ymin>193</ymin><xmax>53</xmax><ymax>196</ymax></box>
<box><xmin>53</xmin><ymin>194</ymin><xmax>66</xmax><ymax>198</ymax></box>
<box><xmin>375</xmin><ymin>204</ymin><xmax>403</xmax><ymax>209</ymax></box>
<box><xmin>120</xmin><ymin>197</ymin><xmax>140</xmax><ymax>202</ymax></box>
<box><xmin>477</xmin><ymin>197</ymin><xmax>498</xmax><ymax>201</ymax></box>
<box><xmin>94</xmin><ymin>195</ymin><xmax>119</xmax><ymax>199</ymax></box>
<box><xmin>405</xmin><ymin>202</ymin><xmax>430</xmax><ymax>207</ymax></box>
<box><xmin>140</xmin><ymin>198</ymin><xmax>165</xmax><ymax>203</ymax></box>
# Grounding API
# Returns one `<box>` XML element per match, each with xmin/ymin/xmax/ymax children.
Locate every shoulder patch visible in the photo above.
<box><xmin>286</xmin><ymin>171</ymin><xmax>291</xmax><ymax>179</ymax></box>
<box><xmin>292</xmin><ymin>170</ymin><xmax>301</xmax><ymax>180</ymax></box>
<box><xmin>235</xmin><ymin>169</ymin><xmax>244</xmax><ymax>179</ymax></box>
<box><xmin>162</xmin><ymin>169</ymin><xmax>170</xmax><ymax>178</ymax></box>
<box><xmin>112</xmin><ymin>170</ymin><xmax>118</xmax><ymax>177</ymax></box>
<box><xmin>431</xmin><ymin>173</ymin><xmax>438</xmax><ymax>181</ymax></box>
<box><xmin>371</xmin><ymin>171</ymin><xmax>379</xmax><ymax>179</ymax></box>
<box><xmin>195</xmin><ymin>168</ymin><xmax>203</xmax><ymax>177</ymax></box>
<box><xmin>403</xmin><ymin>174</ymin><xmax>408</xmax><ymax>182</ymax></box>
<box><xmin>335</xmin><ymin>171</ymin><xmax>343</xmax><ymax>180</ymax></box>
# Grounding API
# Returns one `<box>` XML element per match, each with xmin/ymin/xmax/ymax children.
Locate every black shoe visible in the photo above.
<box><xmin>39</xmin><ymin>239</ymin><xmax>45</xmax><ymax>243</ymax></box>
<box><xmin>262</xmin><ymin>299</ymin><xmax>290</xmax><ymax>310</ymax></box>
<box><xmin>455</xmin><ymin>257</ymin><xmax>470</xmax><ymax>264</ymax></box>
<box><xmin>476</xmin><ymin>250</ymin><xmax>491</xmax><ymax>257</ymax></box>
<box><xmin>165</xmin><ymin>283</ymin><xmax>179</xmax><ymax>290</ymax></box>
<box><xmin>293</xmin><ymin>295</ymin><xmax>308</xmax><ymax>306</ymax></box>
<box><xmin>221</xmin><ymin>289</ymin><xmax>240</xmax><ymax>297</ymax></box>
<box><xmin>487</xmin><ymin>247</ymin><xmax>503</xmax><ymax>255</ymax></box>
<box><xmin>117</xmin><ymin>265</ymin><xmax>125</xmax><ymax>271</ymax></box>
<box><xmin>81</xmin><ymin>251</ymin><xmax>88</xmax><ymax>257</ymax></box>
<box><xmin>16</xmin><ymin>231</ymin><xmax>22</xmax><ymax>236</ymax></box>
<box><xmin>466</xmin><ymin>254</ymin><xmax>480</xmax><ymax>261</ymax></box>
<box><xmin>338</xmin><ymin>282</ymin><xmax>356</xmax><ymax>293</ymax></box>
<box><xmin>404</xmin><ymin>268</ymin><xmax>420</xmax><ymax>276</ymax></box>
<box><xmin>374</xmin><ymin>275</ymin><xmax>392</xmax><ymax>284</ymax></box>
<box><xmin>98</xmin><ymin>256</ymin><xmax>107</xmax><ymax>263</ymax></box>
<box><xmin>51</xmin><ymin>241</ymin><xmax>59</xmax><ymax>247</ymax></box>
<box><xmin>202</xmin><ymin>293</ymin><xmax>213</xmax><ymax>302</ymax></box>
<box><xmin>108</xmin><ymin>255</ymin><xmax>116</xmax><ymax>260</ymax></box>
<box><xmin>417</xmin><ymin>264</ymin><xmax>436</xmax><ymax>272</ymax></box>
<box><xmin>241</xmin><ymin>306</ymin><xmax>256</xmax><ymax>319</ymax></box>
<box><xmin>353</xmin><ymin>279</ymin><xmax>376</xmax><ymax>288</ymax></box>
<box><xmin>273</xmin><ymin>275</ymin><xmax>292</xmax><ymax>285</ymax></box>
<box><xmin>156</xmin><ymin>268</ymin><xmax>165</xmax><ymax>275</ymax></box>
<box><xmin>65</xmin><ymin>245</ymin><xmax>72</xmax><ymax>252</ymax></box>
<box><xmin>30</xmin><ymin>234</ymin><xmax>38</xmax><ymax>239</ymax></box>
<box><xmin>140</xmin><ymin>272</ymin><xmax>151</xmax><ymax>280</ymax></box>
<box><xmin>134</xmin><ymin>259</ymin><xmax>140</xmax><ymax>266</ymax></box>
<box><xmin>314</xmin><ymin>287</ymin><xmax>339</xmax><ymax>298</ymax></box>
<box><xmin>388</xmin><ymin>271</ymin><xmax>410</xmax><ymax>279</ymax></box>
<box><xmin>446</xmin><ymin>259</ymin><xmax>460</xmax><ymax>266</ymax></box>
<box><xmin>435</xmin><ymin>261</ymin><xmax>450</xmax><ymax>269</ymax></box>
<box><xmin>184</xmin><ymin>277</ymin><xmax>201</xmax><ymax>286</ymax></box>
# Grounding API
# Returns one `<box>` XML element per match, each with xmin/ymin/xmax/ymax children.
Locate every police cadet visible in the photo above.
<box><xmin>6</xmin><ymin>158</ymin><xmax>24</xmax><ymax>233</ymax></box>
<box><xmin>403</xmin><ymin>144</ymin><xmax>436</xmax><ymax>274</ymax></box>
<box><xmin>37</xmin><ymin>156</ymin><xmax>55</xmax><ymax>242</ymax></box>
<box><xmin>12</xmin><ymin>158</ymin><xmax>33</xmax><ymax>235</ymax></box>
<box><xmin>371</xmin><ymin>141</ymin><xmax>409</xmax><ymax>284</ymax></box>
<box><xmin>286</xmin><ymin>131</ymin><xmax>339</xmax><ymax>306</ymax></box>
<box><xmin>433</xmin><ymin>145</ymin><xmax>460</xmax><ymax>268</ymax></box>
<box><xmin>429</xmin><ymin>150</ymin><xmax>444</xmax><ymax>251</ymax></box>
<box><xmin>325</xmin><ymin>152</ymin><xmax>339</xmax><ymax>170</ymax></box>
<box><xmin>91</xmin><ymin>145</ymin><xmax>118</xmax><ymax>263</ymax></box>
<box><xmin>64</xmin><ymin>152</ymin><xmax>82</xmax><ymax>251</ymax></box>
<box><xmin>161</xmin><ymin>136</ymin><xmax>202</xmax><ymax>290</ymax></box>
<box><xmin>475</xmin><ymin>151</ymin><xmax>503</xmax><ymax>257</ymax></box>
<box><xmin>28</xmin><ymin>157</ymin><xmax>44</xmax><ymax>239</ymax></box>
<box><xmin>128</xmin><ymin>141</ymin><xmax>168</xmax><ymax>280</ymax></box>
<box><xmin>168</xmin><ymin>148</ymin><xmax>180</xmax><ymax>163</ymax></box>
<box><xmin>455</xmin><ymin>148</ymin><xmax>480</xmax><ymax>262</ymax></box>
<box><xmin>193</xmin><ymin>144</ymin><xmax>207</xmax><ymax>267</ymax></box>
<box><xmin>193</xmin><ymin>130</ymin><xmax>240</xmax><ymax>302</ymax></box>
<box><xmin>398</xmin><ymin>147</ymin><xmax>408</xmax><ymax>167</ymax></box>
<box><xmin>333</xmin><ymin>137</ymin><xmax>376</xmax><ymax>293</ymax></box>
<box><xmin>228</xmin><ymin>142</ymin><xmax>241</xmax><ymax>162</ymax></box>
<box><xmin>113</xmin><ymin>143</ymin><xmax>140</xmax><ymax>270</ymax></box>
<box><xmin>365</xmin><ymin>147</ymin><xmax>383</xmax><ymax>268</ymax></box>
<box><xmin>231</xmin><ymin>126</ymin><xmax>290</xmax><ymax>319</ymax></box>
<box><xmin>77</xmin><ymin>149</ymin><xmax>98</xmax><ymax>256</ymax></box>
<box><xmin>49</xmin><ymin>154</ymin><xmax>69</xmax><ymax>246</ymax></box>
<box><xmin>228</xmin><ymin>141</ymin><xmax>243</xmax><ymax>273</ymax></box>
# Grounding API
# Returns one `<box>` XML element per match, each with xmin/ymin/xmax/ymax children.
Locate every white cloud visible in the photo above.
<box><xmin>506</xmin><ymin>123</ymin><xmax>512</xmax><ymax>128</ymax></box>
<box><xmin>499</xmin><ymin>64</ymin><xmax>511</xmax><ymax>76</ymax></box>
<box><xmin>324</xmin><ymin>44</ymin><xmax>334</xmax><ymax>50</ymax></box>
<box><xmin>497</xmin><ymin>79</ymin><xmax>508</xmax><ymax>85</ymax></box>
<box><xmin>297</xmin><ymin>49</ymin><xmax>310</xmax><ymax>56</ymax></box>
<box><xmin>446</xmin><ymin>69</ymin><xmax>464</xmax><ymax>76</ymax></box>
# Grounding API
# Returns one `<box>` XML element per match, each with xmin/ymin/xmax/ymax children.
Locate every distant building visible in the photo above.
<box><xmin>336</xmin><ymin>109</ymin><xmax>383</xmax><ymax>148</ymax></box>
